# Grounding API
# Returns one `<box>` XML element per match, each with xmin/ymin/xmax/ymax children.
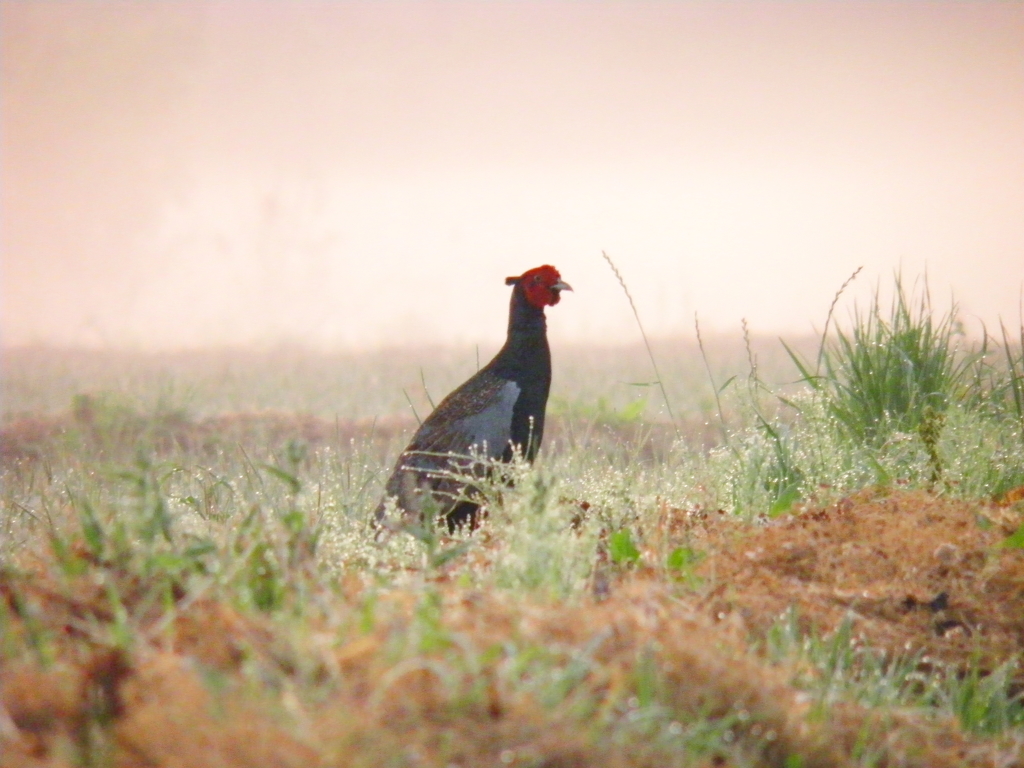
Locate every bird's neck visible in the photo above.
<box><xmin>507</xmin><ymin>289</ymin><xmax>547</xmax><ymax>338</ymax></box>
<box><xmin>491</xmin><ymin>290</ymin><xmax>550</xmax><ymax>376</ymax></box>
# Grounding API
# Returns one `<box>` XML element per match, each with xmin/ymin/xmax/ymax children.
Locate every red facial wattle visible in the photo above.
<box><xmin>511</xmin><ymin>265</ymin><xmax>573</xmax><ymax>309</ymax></box>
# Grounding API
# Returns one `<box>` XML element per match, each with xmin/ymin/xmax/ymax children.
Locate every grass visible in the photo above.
<box><xmin>784</xmin><ymin>272</ymin><xmax>981</xmax><ymax>443</ymax></box>
<box><xmin>2</xmin><ymin>273</ymin><xmax>1024</xmax><ymax>767</ymax></box>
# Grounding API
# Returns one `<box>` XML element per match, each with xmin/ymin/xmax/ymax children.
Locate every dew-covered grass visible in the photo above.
<box><xmin>2</xmin><ymin>275</ymin><xmax>1024</xmax><ymax>767</ymax></box>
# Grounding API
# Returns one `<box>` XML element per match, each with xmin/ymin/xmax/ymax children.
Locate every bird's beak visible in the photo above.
<box><xmin>553</xmin><ymin>280</ymin><xmax>573</xmax><ymax>293</ymax></box>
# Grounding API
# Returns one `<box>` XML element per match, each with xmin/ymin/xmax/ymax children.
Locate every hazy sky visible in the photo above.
<box><xmin>2</xmin><ymin>1</ymin><xmax>1022</xmax><ymax>348</ymax></box>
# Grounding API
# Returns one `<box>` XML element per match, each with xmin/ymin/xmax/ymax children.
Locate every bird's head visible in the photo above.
<box><xmin>505</xmin><ymin>265</ymin><xmax>573</xmax><ymax>309</ymax></box>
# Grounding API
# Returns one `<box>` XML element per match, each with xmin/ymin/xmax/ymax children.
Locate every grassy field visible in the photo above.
<box><xmin>2</xmin><ymin>279</ymin><xmax>1024</xmax><ymax>767</ymax></box>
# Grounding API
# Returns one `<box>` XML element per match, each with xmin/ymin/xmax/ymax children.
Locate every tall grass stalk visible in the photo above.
<box><xmin>601</xmin><ymin>251</ymin><xmax>677</xmax><ymax>429</ymax></box>
<box><xmin>695</xmin><ymin>313</ymin><xmax>732</xmax><ymax>438</ymax></box>
<box><xmin>999</xmin><ymin>319</ymin><xmax>1024</xmax><ymax>439</ymax></box>
<box><xmin>813</xmin><ymin>266</ymin><xmax>863</xmax><ymax>377</ymax></box>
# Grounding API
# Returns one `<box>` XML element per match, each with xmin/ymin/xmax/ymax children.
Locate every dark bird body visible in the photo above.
<box><xmin>375</xmin><ymin>265</ymin><xmax>571</xmax><ymax>530</ymax></box>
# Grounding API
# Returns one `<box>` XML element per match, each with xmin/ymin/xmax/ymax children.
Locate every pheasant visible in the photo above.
<box><xmin>375</xmin><ymin>265</ymin><xmax>572</xmax><ymax>531</ymax></box>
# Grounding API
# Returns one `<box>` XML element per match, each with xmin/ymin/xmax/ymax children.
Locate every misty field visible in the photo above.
<box><xmin>2</xmin><ymin>284</ymin><xmax>1024</xmax><ymax>767</ymax></box>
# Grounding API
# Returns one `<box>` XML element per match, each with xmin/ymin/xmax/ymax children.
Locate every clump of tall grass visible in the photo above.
<box><xmin>785</xmin><ymin>272</ymin><xmax>981</xmax><ymax>445</ymax></box>
<box><xmin>702</xmin><ymin>272</ymin><xmax>1024</xmax><ymax>514</ymax></box>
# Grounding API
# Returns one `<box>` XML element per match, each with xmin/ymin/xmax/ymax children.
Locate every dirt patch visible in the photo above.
<box><xmin>2</xmin><ymin>574</ymin><xmax>1013</xmax><ymax>768</ymax></box>
<box><xmin>665</xmin><ymin>489</ymin><xmax>1024</xmax><ymax>674</ymax></box>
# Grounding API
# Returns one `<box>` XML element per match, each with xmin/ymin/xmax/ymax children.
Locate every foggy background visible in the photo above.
<box><xmin>2</xmin><ymin>1</ymin><xmax>1022</xmax><ymax>350</ymax></box>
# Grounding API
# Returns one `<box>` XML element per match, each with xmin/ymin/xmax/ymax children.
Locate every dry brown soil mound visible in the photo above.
<box><xmin>659</xmin><ymin>490</ymin><xmax>1024</xmax><ymax>675</ymax></box>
